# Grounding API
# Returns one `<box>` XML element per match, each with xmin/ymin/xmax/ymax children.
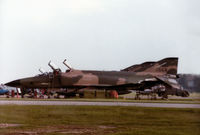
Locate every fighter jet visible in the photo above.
<box><xmin>5</xmin><ymin>57</ymin><xmax>189</xmax><ymax>98</ymax></box>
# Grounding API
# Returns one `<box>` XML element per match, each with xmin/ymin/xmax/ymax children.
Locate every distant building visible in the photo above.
<box><xmin>178</xmin><ymin>74</ymin><xmax>200</xmax><ymax>93</ymax></box>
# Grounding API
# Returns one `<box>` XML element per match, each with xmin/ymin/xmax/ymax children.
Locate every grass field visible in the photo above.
<box><xmin>0</xmin><ymin>105</ymin><xmax>200</xmax><ymax>135</ymax></box>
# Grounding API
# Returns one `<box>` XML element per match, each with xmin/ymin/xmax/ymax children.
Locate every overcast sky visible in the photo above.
<box><xmin>0</xmin><ymin>0</ymin><xmax>200</xmax><ymax>83</ymax></box>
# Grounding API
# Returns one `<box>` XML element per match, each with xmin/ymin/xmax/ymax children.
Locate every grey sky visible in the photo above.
<box><xmin>0</xmin><ymin>0</ymin><xmax>200</xmax><ymax>83</ymax></box>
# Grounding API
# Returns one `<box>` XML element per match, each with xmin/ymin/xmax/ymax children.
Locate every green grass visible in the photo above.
<box><xmin>0</xmin><ymin>105</ymin><xmax>200</xmax><ymax>135</ymax></box>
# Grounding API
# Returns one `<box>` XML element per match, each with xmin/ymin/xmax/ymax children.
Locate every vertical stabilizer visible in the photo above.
<box><xmin>122</xmin><ymin>57</ymin><xmax>178</xmax><ymax>75</ymax></box>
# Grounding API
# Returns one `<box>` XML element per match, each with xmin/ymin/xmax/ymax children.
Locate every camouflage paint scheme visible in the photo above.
<box><xmin>121</xmin><ymin>58</ymin><xmax>189</xmax><ymax>98</ymax></box>
<box><xmin>5</xmin><ymin>57</ymin><xmax>189</xmax><ymax>98</ymax></box>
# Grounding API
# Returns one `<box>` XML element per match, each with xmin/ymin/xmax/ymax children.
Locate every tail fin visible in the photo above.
<box><xmin>122</xmin><ymin>57</ymin><xmax>178</xmax><ymax>75</ymax></box>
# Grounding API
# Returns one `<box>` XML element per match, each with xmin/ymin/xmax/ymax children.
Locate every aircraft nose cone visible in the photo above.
<box><xmin>5</xmin><ymin>80</ymin><xmax>21</xmax><ymax>87</ymax></box>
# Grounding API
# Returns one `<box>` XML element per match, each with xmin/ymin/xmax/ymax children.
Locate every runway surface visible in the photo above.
<box><xmin>0</xmin><ymin>100</ymin><xmax>200</xmax><ymax>108</ymax></box>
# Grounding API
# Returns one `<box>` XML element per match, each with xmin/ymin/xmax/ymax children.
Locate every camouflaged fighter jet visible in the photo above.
<box><xmin>5</xmin><ymin>57</ymin><xmax>189</xmax><ymax>98</ymax></box>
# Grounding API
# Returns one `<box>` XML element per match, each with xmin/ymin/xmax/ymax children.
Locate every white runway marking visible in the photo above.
<box><xmin>0</xmin><ymin>100</ymin><xmax>200</xmax><ymax>108</ymax></box>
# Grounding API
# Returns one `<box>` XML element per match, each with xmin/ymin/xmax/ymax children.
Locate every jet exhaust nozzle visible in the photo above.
<box><xmin>182</xmin><ymin>90</ymin><xmax>190</xmax><ymax>97</ymax></box>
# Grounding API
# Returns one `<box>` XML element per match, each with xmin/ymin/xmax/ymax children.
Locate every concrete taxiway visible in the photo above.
<box><xmin>0</xmin><ymin>100</ymin><xmax>200</xmax><ymax>108</ymax></box>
